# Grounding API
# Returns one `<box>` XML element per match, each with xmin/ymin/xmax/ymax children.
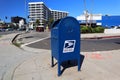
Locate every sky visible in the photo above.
<box><xmin>0</xmin><ymin>0</ymin><xmax>120</xmax><ymax>22</ymax></box>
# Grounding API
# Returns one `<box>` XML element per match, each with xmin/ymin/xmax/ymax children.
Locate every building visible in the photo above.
<box><xmin>28</xmin><ymin>2</ymin><xmax>68</xmax><ymax>27</ymax></box>
<box><xmin>11</xmin><ymin>16</ymin><xmax>26</xmax><ymax>24</ymax></box>
<box><xmin>50</xmin><ymin>9</ymin><xmax>68</xmax><ymax>21</ymax></box>
<box><xmin>77</xmin><ymin>13</ymin><xmax>120</xmax><ymax>28</ymax></box>
<box><xmin>102</xmin><ymin>16</ymin><xmax>120</xmax><ymax>27</ymax></box>
<box><xmin>77</xmin><ymin>13</ymin><xmax>102</xmax><ymax>27</ymax></box>
<box><xmin>29</xmin><ymin>2</ymin><xmax>51</xmax><ymax>27</ymax></box>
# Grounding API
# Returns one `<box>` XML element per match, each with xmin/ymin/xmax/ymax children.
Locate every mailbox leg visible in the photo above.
<box><xmin>78</xmin><ymin>56</ymin><xmax>80</xmax><ymax>71</ymax></box>
<box><xmin>58</xmin><ymin>62</ymin><xmax>61</xmax><ymax>76</ymax></box>
<box><xmin>51</xmin><ymin>56</ymin><xmax>54</xmax><ymax>67</ymax></box>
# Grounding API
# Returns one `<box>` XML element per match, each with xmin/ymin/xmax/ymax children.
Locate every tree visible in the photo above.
<box><xmin>35</xmin><ymin>19</ymin><xmax>40</xmax><ymax>26</ymax></box>
<box><xmin>5</xmin><ymin>16</ymin><xmax>7</xmax><ymax>19</ymax></box>
<box><xmin>5</xmin><ymin>16</ymin><xmax>8</xmax><ymax>23</ymax></box>
<box><xmin>48</xmin><ymin>18</ymin><xmax>54</xmax><ymax>29</ymax></box>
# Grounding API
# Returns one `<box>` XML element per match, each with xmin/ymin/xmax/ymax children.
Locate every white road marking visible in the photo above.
<box><xmin>21</xmin><ymin>36</ymin><xmax>50</xmax><ymax>47</ymax></box>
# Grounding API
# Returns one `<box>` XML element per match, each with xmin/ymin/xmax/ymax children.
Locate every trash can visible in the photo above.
<box><xmin>51</xmin><ymin>16</ymin><xmax>81</xmax><ymax>76</ymax></box>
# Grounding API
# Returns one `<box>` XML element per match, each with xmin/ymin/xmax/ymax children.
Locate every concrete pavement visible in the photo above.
<box><xmin>1</xmin><ymin>31</ymin><xmax>120</xmax><ymax>80</ymax></box>
<box><xmin>12</xmin><ymin>49</ymin><xmax>120</xmax><ymax>80</ymax></box>
<box><xmin>0</xmin><ymin>32</ymin><xmax>46</xmax><ymax>80</ymax></box>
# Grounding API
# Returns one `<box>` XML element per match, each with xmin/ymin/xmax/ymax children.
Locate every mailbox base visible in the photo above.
<box><xmin>51</xmin><ymin>56</ymin><xmax>54</xmax><ymax>67</ymax></box>
<box><xmin>51</xmin><ymin>55</ymin><xmax>81</xmax><ymax>76</ymax></box>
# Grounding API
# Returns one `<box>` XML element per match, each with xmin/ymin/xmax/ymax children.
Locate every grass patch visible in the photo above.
<box><xmin>13</xmin><ymin>42</ymin><xmax>23</xmax><ymax>47</ymax></box>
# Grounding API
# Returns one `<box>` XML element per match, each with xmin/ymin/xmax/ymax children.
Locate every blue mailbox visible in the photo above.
<box><xmin>51</xmin><ymin>16</ymin><xmax>81</xmax><ymax>76</ymax></box>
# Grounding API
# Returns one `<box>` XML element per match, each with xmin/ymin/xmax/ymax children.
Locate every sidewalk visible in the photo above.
<box><xmin>12</xmin><ymin>49</ymin><xmax>120</xmax><ymax>80</ymax></box>
<box><xmin>1</xmin><ymin>32</ymin><xmax>120</xmax><ymax>80</ymax></box>
<box><xmin>12</xmin><ymin>32</ymin><xmax>120</xmax><ymax>80</ymax></box>
<box><xmin>0</xmin><ymin>33</ymin><xmax>44</xmax><ymax>80</ymax></box>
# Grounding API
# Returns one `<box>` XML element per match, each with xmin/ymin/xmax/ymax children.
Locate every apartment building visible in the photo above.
<box><xmin>28</xmin><ymin>2</ymin><xmax>68</xmax><ymax>27</ymax></box>
<box><xmin>50</xmin><ymin>9</ymin><xmax>68</xmax><ymax>21</ymax></box>
<box><xmin>29</xmin><ymin>2</ymin><xmax>51</xmax><ymax>27</ymax></box>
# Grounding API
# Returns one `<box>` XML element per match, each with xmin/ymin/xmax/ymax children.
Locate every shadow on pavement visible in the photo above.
<box><xmin>60</xmin><ymin>54</ymin><xmax>85</xmax><ymax>75</ymax></box>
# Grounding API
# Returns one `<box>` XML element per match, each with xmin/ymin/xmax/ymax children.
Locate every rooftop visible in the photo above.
<box><xmin>50</xmin><ymin>8</ymin><xmax>69</xmax><ymax>13</ymax></box>
<box><xmin>28</xmin><ymin>2</ymin><xmax>44</xmax><ymax>4</ymax></box>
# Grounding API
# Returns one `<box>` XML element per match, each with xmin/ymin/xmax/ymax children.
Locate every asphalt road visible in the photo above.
<box><xmin>27</xmin><ymin>38</ymin><xmax>120</xmax><ymax>52</ymax></box>
<box><xmin>0</xmin><ymin>31</ymin><xmax>21</xmax><ymax>35</ymax></box>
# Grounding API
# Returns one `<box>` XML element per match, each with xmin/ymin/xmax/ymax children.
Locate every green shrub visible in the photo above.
<box><xmin>94</xmin><ymin>26</ymin><xmax>104</xmax><ymax>33</ymax></box>
<box><xmin>81</xmin><ymin>26</ymin><xmax>93</xmax><ymax>33</ymax></box>
<box><xmin>81</xmin><ymin>26</ymin><xmax>104</xmax><ymax>33</ymax></box>
<box><xmin>81</xmin><ymin>26</ymin><xmax>88</xmax><ymax>33</ymax></box>
<box><xmin>87</xmin><ymin>27</ymin><xmax>93</xmax><ymax>33</ymax></box>
<box><xmin>91</xmin><ymin>28</ymin><xmax>96</xmax><ymax>33</ymax></box>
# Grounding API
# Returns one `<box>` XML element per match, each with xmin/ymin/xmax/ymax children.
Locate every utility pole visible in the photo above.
<box><xmin>25</xmin><ymin>0</ymin><xmax>29</xmax><ymax>32</ymax></box>
<box><xmin>24</xmin><ymin>0</ymin><xmax>27</xmax><ymax>20</ymax></box>
<box><xmin>83</xmin><ymin>0</ymin><xmax>88</xmax><ymax>26</ymax></box>
<box><xmin>89</xmin><ymin>0</ymin><xmax>94</xmax><ymax>27</ymax></box>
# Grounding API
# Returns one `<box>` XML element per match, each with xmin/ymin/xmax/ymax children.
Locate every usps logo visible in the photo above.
<box><xmin>63</xmin><ymin>40</ymin><xmax>76</xmax><ymax>53</ymax></box>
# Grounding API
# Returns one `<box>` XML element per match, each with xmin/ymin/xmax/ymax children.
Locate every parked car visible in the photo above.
<box><xmin>36</xmin><ymin>26</ymin><xmax>44</xmax><ymax>32</ymax></box>
<box><xmin>0</xmin><ymin>28</ymin><xmax>6</xmax><ymax>32</ymax></box>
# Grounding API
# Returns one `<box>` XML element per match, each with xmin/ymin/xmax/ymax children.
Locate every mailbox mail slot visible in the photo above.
<box><xmin>51</xmin><ymin>16</ymin><xmax>81</xmax><ymax>76</ymax></box>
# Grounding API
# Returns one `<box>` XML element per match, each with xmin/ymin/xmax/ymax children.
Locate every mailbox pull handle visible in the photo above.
<box><xmin>68</xmin><ymin>29</ymin><xmax>73</xmax><ymax>33</ymax></box>
<box><xmin>52</xmin><ymin>37</ymin><xmax>58</xmax><ymax>39</ymax></box>
<box><xmin>67</xmin><ymin>27</ymin><xmax>73</xmax><ymax>33</ymax></box>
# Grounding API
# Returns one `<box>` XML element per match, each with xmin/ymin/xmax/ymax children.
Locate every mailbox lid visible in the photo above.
<box><xmin>59</xmin><ymin>16</ymin><xmax>80</xmax><ymax>35</ymax></box>
<box><xmin>59</xmin><ymin>16</ymin><xmax>80</xmax><ymax>44</ymax></box>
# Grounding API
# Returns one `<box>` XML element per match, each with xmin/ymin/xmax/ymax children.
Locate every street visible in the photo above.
<box><xmin>27</xmin><ymin>38</ymin><xmax>120</xmax><ymax>52</ymax></box>
<box><xmin>0</xmin><ymin>31</ymin><xmax>22</xmax><ymax>36</ymax></box>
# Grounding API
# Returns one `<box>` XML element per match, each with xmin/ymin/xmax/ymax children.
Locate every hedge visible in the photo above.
<box><xmin>81</xmin><ymin>26</ymin><xmax>104</xmax><ymax>33</ymax></box>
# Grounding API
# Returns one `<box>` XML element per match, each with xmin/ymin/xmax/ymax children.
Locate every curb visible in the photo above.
<box><xmin>21</xmin><ymin>44</ymin><xmax>119</xmax><ymax>55</ymax></box>
<box><xmin>21</xmin><ymin>45</ymin><xmax>50</xmax><ymax>53</ymax></box>
<box><xmin>82</xmin><ymin>35</ymin><xmax>120</xmax><ymax>39</ymax></box>
<box><xmin>21</xmin><ymin>36</ymin><xmax>50</xmax><ymax>47</ymax></box>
